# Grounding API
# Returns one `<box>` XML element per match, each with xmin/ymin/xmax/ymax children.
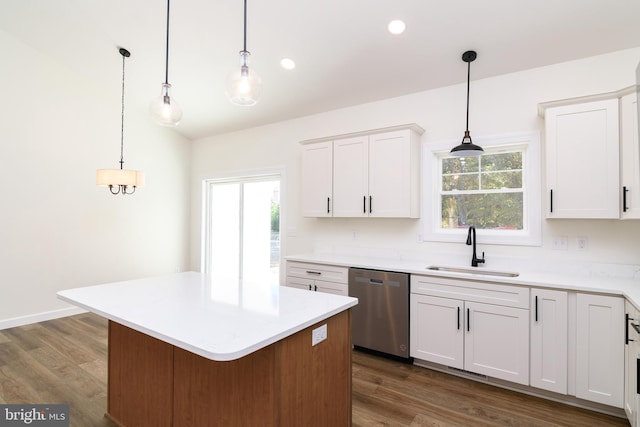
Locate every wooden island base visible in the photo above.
<box><xmin>106</xmin><ymin>310</ymin><xmax>352</xmax><ymax>427</ymax></box>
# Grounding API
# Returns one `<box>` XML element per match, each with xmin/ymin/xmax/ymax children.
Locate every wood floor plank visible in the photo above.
<box><xmin>352</xmin><ymin>350</ymin><xmax>628</xmax><ymax>427</ymax></box>
<box><xmin>0</xmin><ymin>313</ymin><xmax>632</xmax><ymax>427</ymax></box>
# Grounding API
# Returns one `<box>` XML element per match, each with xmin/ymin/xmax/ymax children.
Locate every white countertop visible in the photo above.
<box><xmin>57</xmin><ymin>271</ymin><xmax>357</xmax><ymax>362</ymax></box>
<box><xmin>286</xmin><ymin>253</ymin><xmax>640</xmax><ymax>309</ymax></box>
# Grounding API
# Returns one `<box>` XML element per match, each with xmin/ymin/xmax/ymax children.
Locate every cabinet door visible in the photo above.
<box><xmin>530</xmin><ymin>289</ymin><xmax>568</xmax><ymax>394</ymax></box>
<box><xmin>545</xmin><ymin>99</ymin><xmax>620</xmax><ymax>218</ymax></box>
<box><xmin>314</xmin><ymin>280</ymin><xmax>348</xmax><ymax>296</ymax></box>
<box><xmin>368</xmin><ymin>129</ymin><xmax>416</xmax><ymax>218</ymax></box>
<box><xmin>285</xmin><ymin>276</ymin><xmax>312</xmax><ymax>291</ymax></box>
<box><xmin>625</xmin><ymin>300</ymin><xmax>639</xmax><ymax>424</ymax></box>
<box><xmin>410</xmin><ymin>294</ymin><xmax>463</xmax><ymax>369</ymax></box>
<box><xmin>333</xmin><ymin>136</ymin><xmax>369</xmax><ymax>217</ymax></box>
<box><xmin>464</xmin><ymin>301</ymin><xmax>529</xmax><ymax>385</ymax></box>
<box><xmin>301</xmin><ymin>141</ymin><xmax>333</xmax><ymax>217</ymax></box>
<box><xmin>576</xmin><ymin>293</ymin><xmax>624</xmax><ymax>407</ymax></box>
<box><xmin>621</xmin><ymin>93</ymin><xmax>640</xmax><ymax>219</ymax></box>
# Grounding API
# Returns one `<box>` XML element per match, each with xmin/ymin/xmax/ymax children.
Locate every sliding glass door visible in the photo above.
<box><xmin>203</xmin><ymin>175</ymin><xmax>280</xmax><ymax>288</ymax></box>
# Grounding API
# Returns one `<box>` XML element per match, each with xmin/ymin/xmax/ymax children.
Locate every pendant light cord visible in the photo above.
<box><xmin>120</xmin><ymin>51</ymin><xmax>126</xmax><ymax>170</ymax></box>
<box><xmin>243</xmin><ymin>0</ymin><xmax>247</xmax><ymax>52</ymax></box>
<box><xmin>164</xmin><ymin>0</ymin><xmax>170</xmax><ymax>84</ymax></box>
<box><xmin>465</xmin><ymin>59</ymin><xmax>470</xmax><ymax>133</ymax></box>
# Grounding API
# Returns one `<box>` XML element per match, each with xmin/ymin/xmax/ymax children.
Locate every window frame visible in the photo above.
<box><xmin>422</xmin><ymin>132</ymin><xmax>541</xmax><ymax>246</ymax></box>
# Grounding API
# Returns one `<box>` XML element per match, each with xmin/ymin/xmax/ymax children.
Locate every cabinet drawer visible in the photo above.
<box><xmin>286</xmin><ymin>262</ymin><xmax>348</xmax><ymax>284</ymax></box>
<box><xmin>411</xmin><ymin>275</ymin><xmax>529</xmax><ymax>309</ymax></box>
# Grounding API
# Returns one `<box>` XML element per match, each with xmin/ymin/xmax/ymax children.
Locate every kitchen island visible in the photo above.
<box><xmin>57</xmin><ymin>272</ymin><xmax>357</xmax><ymax>427</ymax></box>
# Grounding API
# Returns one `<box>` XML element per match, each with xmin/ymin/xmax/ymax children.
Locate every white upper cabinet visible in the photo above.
<box><xmin>368</xmin><ymin>130</ymin><xmax>420</xmax><ymax>218</ymax></box>
<box><xmin>333</xmin><ymin>135</ymin><xmax>369</xmax><ymax>217</ymax></box>
<box><xmin>301</xmin><ymin>141</ymin><xmax>333</xmax><ymax>217</ymax></box>
<box><xmin>544</xmin><ymin>98</ymin><xmax>620</xmax><ymax>218</ymax></box>
<box><xmin>541</xmin><ymin>86</ymin><xmax>640</xmax><ymax>219</ymax></box>
<box><xmin>300</xmin><ymin>124</ymin><xmax>424</xmax><ymax>218</ymax></box>
<box><xmin>621</xmin><ymin>92</ymin><xmax>640</xmax><ymax>219</ymax></box>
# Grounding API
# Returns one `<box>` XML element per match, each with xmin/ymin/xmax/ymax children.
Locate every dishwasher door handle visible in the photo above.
<box><xmin>354</xmin><ymin>276</ymin><xmax>400</xmax><ymax>287</ymax></box>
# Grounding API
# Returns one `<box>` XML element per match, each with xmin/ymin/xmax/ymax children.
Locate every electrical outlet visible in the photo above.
<box><xmin>312</xmin><ymin>324</ymin><xmax>327</xmax><ymax>346</ymax></box>
<box><xmin>552</xmin><ymin>236</ymin><xmax>568</xmax><ymax>251</ymax></box>
<box><xmin>576</xmin><ymin>236</ymin><xmax>588</xmax><ymax>251</ymax></box>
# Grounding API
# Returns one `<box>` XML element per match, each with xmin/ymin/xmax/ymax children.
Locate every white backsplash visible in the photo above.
<box><xmin>313</xmin><ymin>243</ymin><xmax>640</xmax><ymax>280</ymax></box>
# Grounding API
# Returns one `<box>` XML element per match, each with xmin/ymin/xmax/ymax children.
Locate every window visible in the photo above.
<box><xmin>423</xmin><ymin>132</ymin><xmax>541</xmax><ymax>246</ymax></box>
<box><xmin>441</xmin><ymin>150</ymin><xmax>524</xmax><ymax>230</ymax></box>
<box><xmin>202</xmin><ymin>172</ymin><xmax>282</xmax><ymax>292</ymax></box>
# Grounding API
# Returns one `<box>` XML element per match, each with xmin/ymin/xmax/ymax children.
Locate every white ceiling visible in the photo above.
<box><xmin>3</xmin><ymin>0</ymin><xmax>640</xmax><ymax>140</ymax></box>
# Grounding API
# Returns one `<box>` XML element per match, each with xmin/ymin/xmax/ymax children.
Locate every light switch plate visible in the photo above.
<box><xmin>312</xmin><ymin>324</ymin><xmax>327</xmax><ymax>346</ymax></box>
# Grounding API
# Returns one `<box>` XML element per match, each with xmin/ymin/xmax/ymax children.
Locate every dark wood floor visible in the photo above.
<box><xmin>0</xmin><ymin>313</ymin><xmax>630</xmax><ymax>427</ymax></box>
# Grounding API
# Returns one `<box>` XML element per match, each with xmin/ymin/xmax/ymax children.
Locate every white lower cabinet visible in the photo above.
<box><xmin>410</xmin><ymin>276</ymin><xmax>529</xmax><ymax>385</ymax></box>
<box><xmin>410</xmin><ymin>276</ymin><xmax>628</xmax><ymax>410</ymax></box>
<box><xmin>285</xmin><ymin>261</ymin><xmax>348</xmax><ymax>296</ymax></box>
<box><xmin>575</xmin><ymin>293</ymin><xmax>624</xmax><ymax>408</ymax></box>
<box><xmin>464</xmin><ymin>301</ymin><xmax>529</xmax><ymax>384</ymax></box>
<box><xmin>625</xmin><ymin>300</ymin><xmax>640</xmax><ymax>424</ymax></box>
<box><xmin>410</xmin><ymin>295</ymin><xmax>464</xmax><ymax>369</ymax></box>
<box><xmin>530</xmin><ymin>288</ymin><xmax>568</xmax><ymax>394</ymax></box>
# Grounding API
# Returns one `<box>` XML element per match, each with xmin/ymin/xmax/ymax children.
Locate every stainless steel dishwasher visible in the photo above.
<box><xmin>348</xmin><ymin>268</ymin><xmax>410</xmax><ymax>359</ymax></box>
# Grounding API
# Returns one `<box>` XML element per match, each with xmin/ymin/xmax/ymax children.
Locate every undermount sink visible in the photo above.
<box><xmin>426</xmin><ymin>266</ymin><xmax>520</xmax><ymax>278</ymax></box>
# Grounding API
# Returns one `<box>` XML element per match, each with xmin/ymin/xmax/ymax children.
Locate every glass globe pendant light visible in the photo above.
<box><xmin>450</xmin><ymin>50</ymin><xmax>484</xmax><ymax>157</ymax></box>
<box><xmin>225</xmin><ymin>0</ymin><xmax>262</xmax><ymax>106</ymax></box>
<box><xmin>150</xmin><ymin>0</ymin><xmax>182</xmax><ymax>126</ymax></box>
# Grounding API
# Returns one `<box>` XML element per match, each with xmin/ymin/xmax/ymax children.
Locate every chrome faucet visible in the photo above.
<box><xmin>466</xmin><ymin>226</ymin><xmax>485</xmax><ymax>267</ymax></box>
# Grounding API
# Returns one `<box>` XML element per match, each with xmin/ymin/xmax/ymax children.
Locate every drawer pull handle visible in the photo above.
<box><xmin>306</xmin><ymin>271</ymin><xmax>321</xmax><ymax>275</ymax></box>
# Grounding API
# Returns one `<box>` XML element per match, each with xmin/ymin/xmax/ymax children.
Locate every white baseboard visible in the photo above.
<box><xmin>0</xmin><ymin>306</ymin><xmax>87</xmax><ymax>330</ymax></box>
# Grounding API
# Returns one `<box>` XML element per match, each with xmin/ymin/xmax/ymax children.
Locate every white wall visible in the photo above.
<box><xmin>190</xmin><ymin>47</ymin><xmax>640</xmax><ymax>275</ymax></box>
<box><xmin>0</xmin><ymin>29</ymin><xmax>191</xmax><ymax>327</ymax></box>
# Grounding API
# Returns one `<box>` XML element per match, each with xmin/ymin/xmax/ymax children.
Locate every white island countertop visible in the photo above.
<box><xmin>57</xmin><ymin>271</ymin><xmax>357</xmax><ymax>361</ymax></box>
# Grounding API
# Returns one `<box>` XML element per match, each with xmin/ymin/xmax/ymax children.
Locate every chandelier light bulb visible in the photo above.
<box><xmin>150</xmin><ymin>83</ymin><xmax>182</xmax><ymax>126</ymax></box>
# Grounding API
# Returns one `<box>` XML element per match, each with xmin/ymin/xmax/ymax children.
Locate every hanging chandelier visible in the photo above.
<box><xmin>225</xmin><ymin>0</ymin><xmax>262</xmax><ymax>106</ymax></box>
<box><xmin>96</xmin><ymin>48</ymin><xmax>145</xmax><ymax>195</ymax></box>
<box><xmin>450</xmin><ymin>50</ymin><xmax>484</xmax><ymax>157</ymax></box>
<box><xmin>150</xmin><ymin>0</ymin><xmax>182</xmax><ymax>126</ymax></box>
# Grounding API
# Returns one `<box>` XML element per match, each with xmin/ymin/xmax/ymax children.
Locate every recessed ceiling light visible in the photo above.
<box><xmin>387</xmin><ymin>19</ymin><xmax>406</xmax><ymax>35</ymax></box>
<box><xmin>280</xmin><ymin>58</ymin><xmax>296</xmax><ymax>70</ymax></box>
